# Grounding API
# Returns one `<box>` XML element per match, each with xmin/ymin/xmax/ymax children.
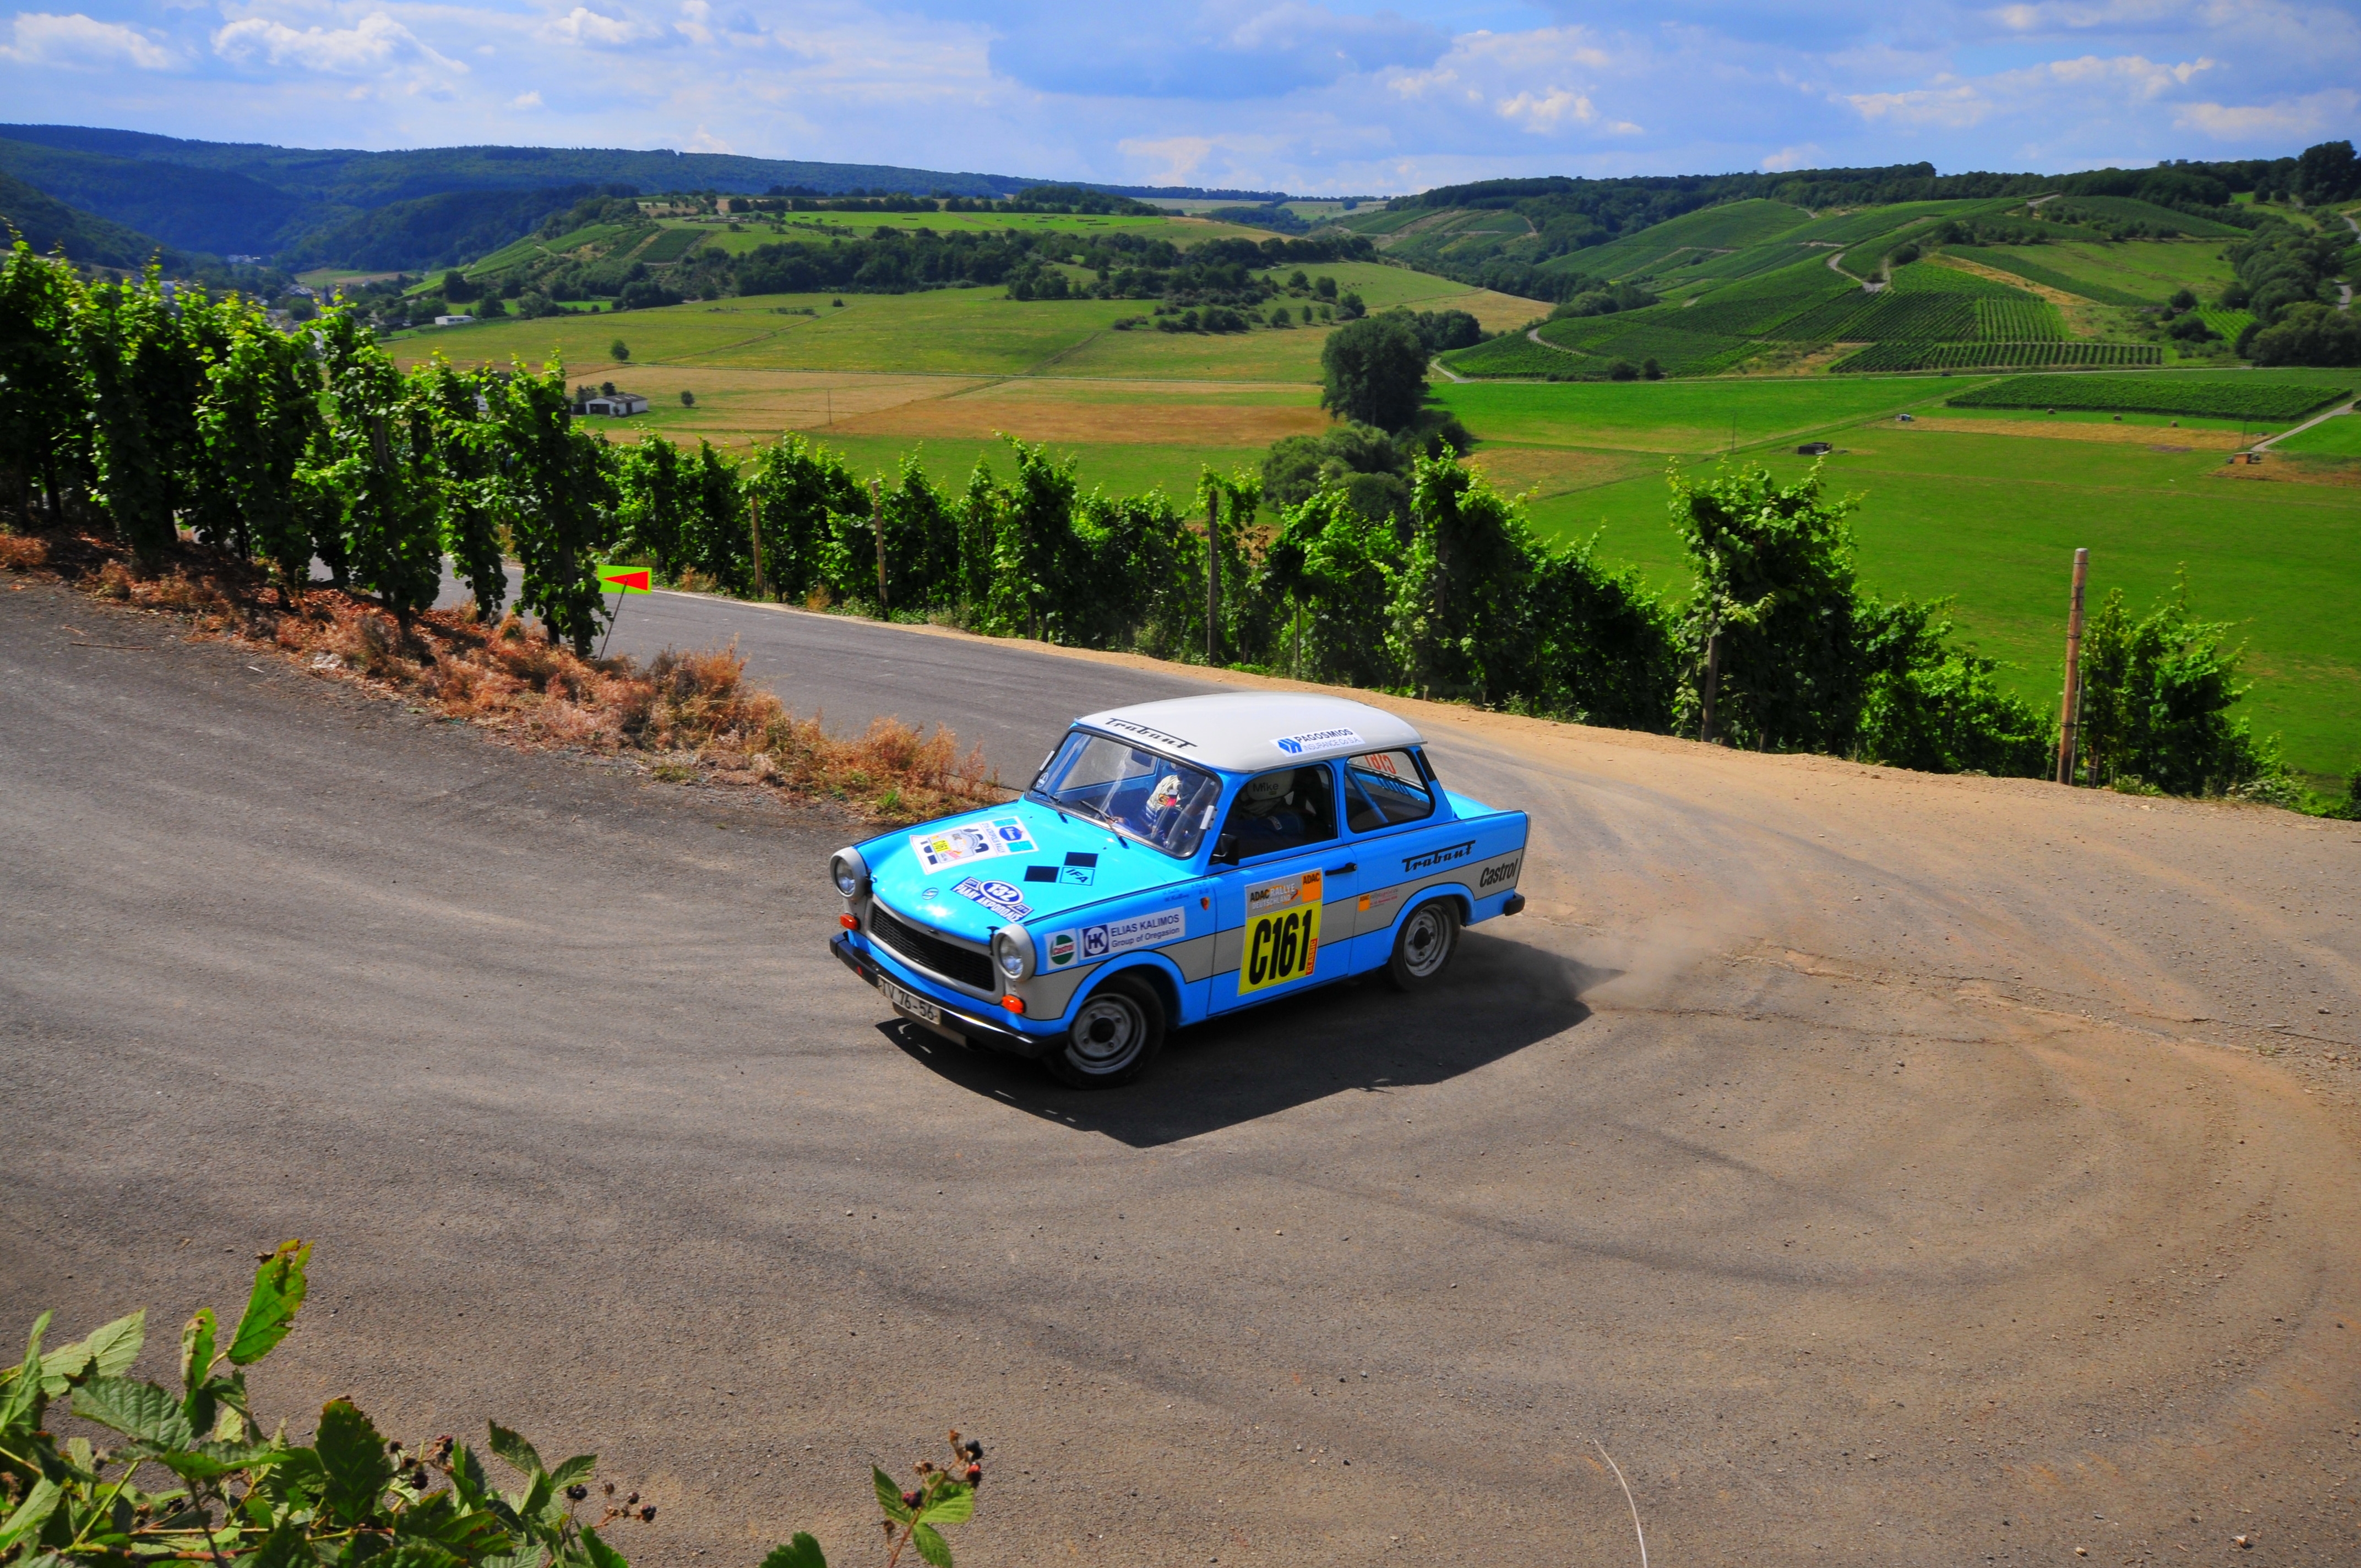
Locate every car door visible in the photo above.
<box><xmin>1207</xmin><ymin>764</ymin><xmax>1359</xmax><ymax>1013</ymax></box>
<box><xmin>1338</xmin><ymin>747</ymin><xmax>1456</xmax><ymax>973</ymax></box>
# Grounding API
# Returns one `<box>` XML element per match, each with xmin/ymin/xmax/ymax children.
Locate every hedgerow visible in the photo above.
<box><xmin>1944</xmin><ymin>374</ymin><xmax>2347</xmax><ymax>418</ymax></box>
<box><xmin>0</xmin><ymin>1246</ymin><xmax>985</xmax><ymax>1568</ymax></box>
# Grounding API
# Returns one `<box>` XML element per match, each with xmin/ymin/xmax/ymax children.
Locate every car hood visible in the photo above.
<box><xmin>862</xmin><ymin>800</ymin><xmax>1191</xmax><ymax>941</ymax></box>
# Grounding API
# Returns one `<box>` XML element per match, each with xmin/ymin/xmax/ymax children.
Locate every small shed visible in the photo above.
<box><xmin>1796</xmin><ymin>441</ymin><xmax>1834</xmax><ymax>456</ymax></box>
<box><xmin>434</xmin><ymin>313</ymin><xmax>475</xmax><ymax>327</ymax></box>
<box><xmin>581</xmin><ymin>392</ymin><xmax>650</xmax><ymax>416</ymax></box>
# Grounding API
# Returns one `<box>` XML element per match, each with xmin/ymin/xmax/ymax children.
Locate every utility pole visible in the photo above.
<box><xmin>749</xmin><ymin>493</ymin><xmax>766</xmax><ymax>600</ymax></box>
<box><xmin>2055</xmin><ymin>547</ymin><xmax>2089</xmax><ymax>785</ymax></box>
<box><xmin>870</xmin><ymin>477</ymin><xmax>888</xmax><ymax>618</ymax></box>
<box><xmin>1205</xmin><ymin>491</ymin><xmax>1222</xmax><ymax>667</ymax></box>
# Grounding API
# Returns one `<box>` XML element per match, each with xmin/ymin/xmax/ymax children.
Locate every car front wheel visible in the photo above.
<box><xmin>1046</xmin><ymin>973</ymin><xmax>1166</xmax><ymax>1088</ymax></box>
<box><xmin>1386</xmin><ymin>900</ymin><xmax>1459</xmax><ymax>991</ymax></box>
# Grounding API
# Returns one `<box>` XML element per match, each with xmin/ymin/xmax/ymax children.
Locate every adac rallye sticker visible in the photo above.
<box><xmin>1045</xmin><ymin>907</ymin><xmax>1185</xmax><ymax>967</ymax></box>
<box><xmin>953</xmin><ymin>876</ymin><xmax>1033</xmax><ymax>922</ymax></box>
<box><xmin>910</xmin><ymin>816</ymin><xmax>1036</xmax><ymax>874</ymax></box>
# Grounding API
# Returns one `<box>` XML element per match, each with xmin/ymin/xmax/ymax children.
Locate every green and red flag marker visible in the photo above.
<box><xmin>595</xmin><ymin>564</ymin><xmax>654</xmax><ymax>656</ymax></box>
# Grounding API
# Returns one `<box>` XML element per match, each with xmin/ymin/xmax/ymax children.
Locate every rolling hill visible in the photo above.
<box><xmin>0</xmin><ymin>168</ymin><xmax>183</xmax><ymax>268</ymax></box>
<box><xmin>0</xmin><ymin>125</ymin><xmax>1295</xmax><ymax>271</ymax></box>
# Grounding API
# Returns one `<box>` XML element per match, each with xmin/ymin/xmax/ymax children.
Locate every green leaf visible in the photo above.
<box><xmin>0</xmin><ymin>1477</ymin><xmax>62</xmax><ymax>1550</ymax></box>
<box><xmin>477</xmin><ymin>1548</ymin><xmax>549</xmax><ymax>1568</ymax></box>
<box><xmin>909</xmin><ymin>1522</ymin><xmax>952</xmax><ymax>1568</ymax></box>
<box><xmin>516</xmin><ymin>1472</ymin><xmax>554</xmax><ymax>1527</ymax></box>
<box><xmin>315</xmin><ymin>1399</ymin><xmax>395</xmax><ymax>1528</ymax></box>
<box><xmin>83</xmin><ymin>1311</ymin><xmax>146</xmax><ymax>1380</ymax></box>
<box><xmin>916</xmin><ymin>1484</ymin><xmax>973</xmax><ymax>1526</ymax></box>
<box><xmin>545</xmin><ymin>1456</ymin><xmax>595</xmax><ymax>1492</ymax></box>
<box><xmin>374</xmin><ymin>1543</ymin><xmax>463</xmax><ymax>1568</ymax></box>
<box><xmin>871</xmin><ymin>1467</ymin><xmax>910</xmax><ymax>1523</ymax></box>
<box><xmin>394</xmin><ymin>1490</ymin><xmax>511</xmax><ymax>1557</ymax></box>
<box><xmin>144</xmin><ymin>1439</ymin><xmax>290</xmax><ymax>1480</ymax></box>
<box><xmin>2</xmin><ymin>1312</ymin><xmax>52</xmax><ymax>1423</ymax></box>
<box><xmin>73</xmin><ymin>1377</ymin><xmax>195</xmax><ymax>1447</ymax></box>
<box><xmin>447</xmin><ymin>1445</ymin><xmax>491</xmax><ymax>1510</ymax></box>
<box><xmin>757</xmin><ymin>1536</ymin><xmax>826</xmax><ymax>1568</ymax></box>
<box><xmin>485</xmin><ymin>1424</ymin><xmax>542</xmax><ymax>1479</ymax></box>
<box><xmin>228</xmin><ymin>1243</ymin><xmax>311</xmax><ymax>1365</ymax></box>
<box><xmin>233</xmin><ymin>1515</ymin><xmax>319</xmax><ymax>1568</ymax></box>
<box><xmin>182</xmin><ymin>1309</ymin><xmax>219</xmax><ymax>1393</ymax></box>
<box><xmin>579</xmin><ymin>1525</ymin><xmax>630</xmax><ymax>1568</ymax></box>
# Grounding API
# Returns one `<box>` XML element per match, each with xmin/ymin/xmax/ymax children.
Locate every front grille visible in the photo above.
<box><xmin>868</xmin><ymin>903</ymin><xmax>996</xmax><ymax>992</ymax></box>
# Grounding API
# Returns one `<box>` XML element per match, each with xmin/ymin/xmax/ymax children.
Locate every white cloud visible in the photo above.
<box><xmin>214</xmin><ymin>12</ymin><xmax>463</xmax><ymax>75</ymax></box>
<box><xmin>2175</xmin><ymin>88</ymin><xmax>2360</xmax><ymax>140</ymax></box>
<box><xmin>1761</xmin><ymin>142</ymin><xmax>1824</xmax><ymax>170</ymax></box>
<box><xmin>511</xmin><ymin>88</ymin><xmax>542</xmax><ymax>108</ymax></box>
<box><xmin>1</xmin><ymin>10</ymin><xmax>172</xmax><ymax>69</ymax></box>
<box><xmin>1119</xmin><ymin>135</ymin><xmax>1215</xmax><ymax>184</ymax></box>
<box><xmin>545</xmin><ymin>6</ymin><xmax>660</xmax><ymax>48</ymax></box>
<box><xmin>682</xmin><ymin>124</ymin><xmax>731</xmax><ymax>151</ymax></box>
<box><xmin>1496</xmin><ymin>88</ymin><xmax>1593</xmax><ymax>133</ymax></box>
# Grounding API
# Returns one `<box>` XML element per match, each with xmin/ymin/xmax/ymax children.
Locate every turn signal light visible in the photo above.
<box><xmin>1001</xmin><ymin>995</ymin><xmax>1025</xmax><ymax>1015</ymax></box>
<box><xmin>839</xmin><ymin>913</ymin><xmax>858</xmax><ymax>929</ymax></box>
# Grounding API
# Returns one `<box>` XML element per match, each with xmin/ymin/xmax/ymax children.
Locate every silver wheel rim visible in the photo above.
<box><xmin>1068</xmin><ymin>992</ymin><xmax>1146</xmax><ymax>1072</ymax></box>
<box><xmin>1400</xmin><ymin>906</ymin><xmax>1451</xmax><ymax>978</ymax></box>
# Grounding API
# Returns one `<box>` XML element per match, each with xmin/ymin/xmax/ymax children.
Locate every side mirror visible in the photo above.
<box><xmin>1210</xmin><ymin>832</ymin><xmax>1238</xmax><ymax>866</ymax></box>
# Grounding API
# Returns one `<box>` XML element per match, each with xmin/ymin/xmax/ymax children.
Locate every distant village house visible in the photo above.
<box><xmin>580</xmin><ymin>391</ymin><xmax>649</xmax><ymax>416</ymax></box>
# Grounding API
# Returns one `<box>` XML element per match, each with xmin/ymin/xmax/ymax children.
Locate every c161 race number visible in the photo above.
<box><xmin>1241</xmin><ymin>902</ymin><xmax>1320</xmax><ymax>994</ymax></box>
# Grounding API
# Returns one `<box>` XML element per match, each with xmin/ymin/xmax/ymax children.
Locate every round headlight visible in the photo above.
<box><xmin>829</xmin><ymin>847</ymin><xmax>867</xmax><ymax>900</ymax></box>
<box><xmin>991</xmin><ymin>925</ymin><xmax>1033</xmax><ymax>982</ymax></box>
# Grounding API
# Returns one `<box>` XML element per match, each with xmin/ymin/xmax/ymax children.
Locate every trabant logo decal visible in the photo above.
<box><xmin>1102</xmin><ymin>717</ymin><xmax>1195</xmax><ymax>750</ymax></box>
<box><xmin>1401</xmin><ymin>840</ymin><xmax>1475</xmax><ymax>874</ymax></box>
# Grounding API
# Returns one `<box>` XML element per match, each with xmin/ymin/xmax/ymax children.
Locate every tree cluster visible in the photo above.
<box><xmin>2223</xmin><ymin>222</ymin><xmax>2361</xmax><ymax>365</ymax></box>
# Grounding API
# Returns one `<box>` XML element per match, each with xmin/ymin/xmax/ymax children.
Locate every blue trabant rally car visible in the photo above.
<box><xmin>828</xmin><ymin>693</ymin><xmax>1530</xmax><ymax>1086</ymax></box>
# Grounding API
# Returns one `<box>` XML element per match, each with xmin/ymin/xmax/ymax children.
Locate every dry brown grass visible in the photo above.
<box><xmin>7</xmin><ymin>528</ymin><xmax>995</xmax><ymax>824</ymax></box>
<box><xmin>0</xmin><ymin>533</ymin><xmax>50</xmax><ymax>571</ymax></box>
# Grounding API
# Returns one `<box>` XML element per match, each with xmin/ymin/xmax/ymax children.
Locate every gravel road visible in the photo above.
<box><xmin>7</xmin><ymin>575</ymin><xmax>2360</xmax><ymax>1567</ymax></box>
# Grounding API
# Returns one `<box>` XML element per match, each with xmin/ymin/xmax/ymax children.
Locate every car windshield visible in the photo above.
<box><xmin>1027</xmin><ymin>729</ymin><xmax>1224</xmax><ymax>859</ymax></box>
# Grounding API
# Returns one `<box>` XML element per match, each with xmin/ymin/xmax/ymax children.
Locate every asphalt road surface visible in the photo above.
<box><xmin>8</xmin><ymin>575</ymin><xmax>2361</xmax><ymax>1567</ymax></box>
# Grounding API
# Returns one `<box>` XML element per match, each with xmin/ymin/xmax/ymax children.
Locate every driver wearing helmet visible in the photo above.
<box><xmin>1225</xmin><ymin>766</ymin><xmax>1331</xmax><ymax>852</ymax></box>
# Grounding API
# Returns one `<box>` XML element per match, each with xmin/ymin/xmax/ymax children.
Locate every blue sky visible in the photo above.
<box><xmin>2</xmin><ymin>0</ymin><xmax>2356</xmax><ymax>192</ymax></box>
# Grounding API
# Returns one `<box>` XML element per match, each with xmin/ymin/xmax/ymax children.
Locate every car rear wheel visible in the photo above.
<box><xmin>1046</xmin><ymin>974</ymin><xmax>1165</xmax><ymax>1088</ymax></box>
<box><xmin>1386</xmin><ymin>900</ymin><xmax>1459</xmax><ymax>991</ymax></box>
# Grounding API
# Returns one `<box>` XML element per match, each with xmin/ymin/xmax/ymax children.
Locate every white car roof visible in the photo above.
<box><xmin>1075</xmin><ymin>693</ymin><xmax>1423</xmax><ymax>775</ymax></box>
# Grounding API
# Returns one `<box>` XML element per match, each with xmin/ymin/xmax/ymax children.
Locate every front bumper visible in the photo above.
<box><xmin>830</xmin><ymin>931</ymin><xmax>1053</xmax><ymax>1059</ymax></box>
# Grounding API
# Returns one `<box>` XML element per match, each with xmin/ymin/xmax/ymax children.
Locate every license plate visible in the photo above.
<box><xmin>876</xmin><ymin>973</ymin><xmax>942</xmax><ymax>1027</ymax></box>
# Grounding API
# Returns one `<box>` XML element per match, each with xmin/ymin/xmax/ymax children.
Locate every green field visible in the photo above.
<box><xmin>2276</xmin><ymin>407</ymin><xmax>2361</xmax><ymax>456</ymax></box>
<box><xmin>1947</xmin><ymin>240</ymin><xmax>2237</xmax><ymax>306</ymax></box>
<box><xmin>1434</xmin><ymin>373</ymin><xmax>2361</xmax><ymax>780</ymax></box>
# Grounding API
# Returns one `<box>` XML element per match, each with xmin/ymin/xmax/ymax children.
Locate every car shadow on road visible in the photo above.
<box><xmin>881</xmin><ymin>929</ymin><xmax>1608</xmax><ymax>1146</ymax></box>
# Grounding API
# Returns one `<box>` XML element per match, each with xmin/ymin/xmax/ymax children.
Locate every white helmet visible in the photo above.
<box><xmin>1240</xmin><ymin>771</ymin><xmax>1294</xmax><ymax>811</ymax></box>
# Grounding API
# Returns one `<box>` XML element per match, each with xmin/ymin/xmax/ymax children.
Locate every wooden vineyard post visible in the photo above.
<box><xmin>871</xmin><ymin>477</ymin><xmax>888</xmax><ymax>618</ymax></box>
<box><xmin>2055</xmin><ymin>547</ymin><xmax>2090</xmax><ymax>785</ymax></box>
<box><xmin>749</xmin><ymin>493</ymin><xmax>767</xmax><ymax>600</ymax></box>
<box><xmin>1205</xmin><ymin>491</ymin><xmax>1222</xmax><ymax>667</ymax></box>
<box><xmin>1699</xmin><ymin>625</ymin><xmax>1722</xmax><ymax>745</ymax></box>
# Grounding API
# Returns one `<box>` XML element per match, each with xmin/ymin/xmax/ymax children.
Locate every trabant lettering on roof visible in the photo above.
<box><xmin>1073</xmin><ymin>694</ymin><xmax>1422</xmax><ymax>774</ymax></box>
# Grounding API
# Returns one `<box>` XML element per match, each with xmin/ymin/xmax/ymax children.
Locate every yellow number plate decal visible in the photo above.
<box><xmin>1240</xmin><ymin>900</ymin><xmax>1322</xmax><ymax>994</ymax></box>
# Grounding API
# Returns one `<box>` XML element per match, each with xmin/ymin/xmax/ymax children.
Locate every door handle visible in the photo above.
<box><xmin>1326</xmin><ymin>862</ymin><xmax>1357</xmax><ymax>874</ymax></box>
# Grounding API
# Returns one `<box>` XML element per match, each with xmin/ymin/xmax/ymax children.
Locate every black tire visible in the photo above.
<box><xmin>1385</xmin><ymin>900</ymin><xmax>1459</xmax><ymax>992</ymax></box>
<box><xmin>1045</xmin><ymin>973</ymin><xmax>1166</xmax><ymax>1088</ymax></box>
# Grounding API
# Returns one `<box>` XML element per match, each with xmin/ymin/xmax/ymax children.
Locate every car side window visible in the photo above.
<box><xmin>1215</xmin><ymin>765</ymin><xmax>1337</xmax><ymax>860</ymax></box>
<box><xmin>1342</xmin><ymin>749</ymin><xmax>1434</xmax><ymax>832</ymax></box>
